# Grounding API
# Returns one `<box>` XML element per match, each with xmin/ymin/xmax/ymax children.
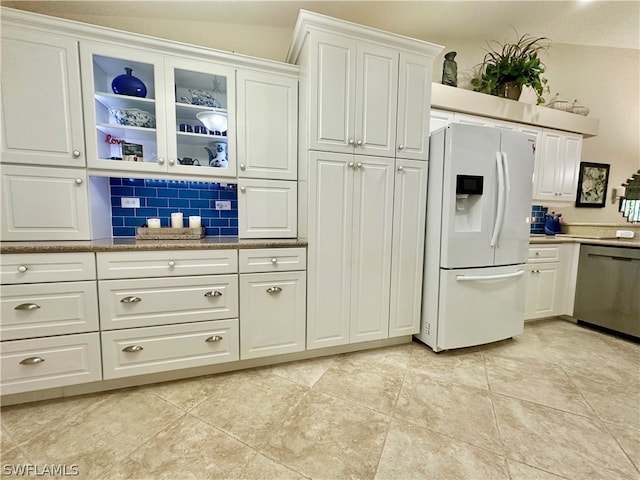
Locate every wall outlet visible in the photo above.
<box><xmin>215</xmin><ymin>200</ymin><xmax>231</xmax><ymax>210</ymax></box>
<box><xmin>121</xmin><ymin>197</ymin><xmax>140</xmax><ymax>208</ymax></box>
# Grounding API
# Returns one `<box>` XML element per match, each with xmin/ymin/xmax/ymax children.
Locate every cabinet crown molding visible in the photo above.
<box><xmin>0</xmin><ymin>7</ymin><xmax>299</xmax><ymax>77</ymax></box>
<box><xmin>286</xmin><ymin>9</ymin><xmax>443</xmax><ymax>64</ymax></box>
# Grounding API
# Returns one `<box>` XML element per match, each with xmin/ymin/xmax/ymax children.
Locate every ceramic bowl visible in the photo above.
<box><xmin>108</xmin><ymin>107</ymin><xmax>156</xmax><ymax>128</ymax></box>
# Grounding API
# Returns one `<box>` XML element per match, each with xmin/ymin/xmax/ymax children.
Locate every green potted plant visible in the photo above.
<box><xmin>471</xmin><ymin>32</ymin><xmax>550</xmax><ymax>104</ymax></box>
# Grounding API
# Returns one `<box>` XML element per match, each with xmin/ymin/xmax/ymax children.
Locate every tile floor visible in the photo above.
<box><xmin>1</xmin><ymin>318</ymin><xmax>639</xmax><ymax>480</ymax></box>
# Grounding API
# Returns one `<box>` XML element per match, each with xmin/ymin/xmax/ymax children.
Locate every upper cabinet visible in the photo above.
<box><xmin>308</xmin><ymin>31</ymin><xmax>397</xmax><ymax>157</ymax></box>
<box><xmin>236</xmin><ymin>69</ymin><xmax>298</xmax><ymax>180</ymax></box>
<box><xmin>1</xmin><ymin>26</ymin><xmax>86</xmax><ymax>167</ymax></box>
<box><xmin>80</xmin><ymin>42</ymin><xmax>236</xmax><ymax>178</ymax></box>
<box><xmin>534</xmin><ymin>129</ymin><xmax>582</xmax><ymax>201</ymax></box>
<box><xmin>289</xmin><ymin>13</ymin><xmax>442</xmax><ymax>162</ymax></box>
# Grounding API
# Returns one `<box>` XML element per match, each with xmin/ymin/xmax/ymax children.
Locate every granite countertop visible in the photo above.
<box><xmin>529</xmin><ymin>234</ymin><xmax>640</xmax><ymax>248</ymax></box>
<box><xmin>0</xmin><ymin>237</ymin><xmax>307</xmax><ymax>254</ymax></box>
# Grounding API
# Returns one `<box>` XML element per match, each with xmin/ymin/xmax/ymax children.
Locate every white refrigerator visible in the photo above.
<box><xmin>416</xmin><ymin>123</ymin><xmax>535</xmax><ymax>351</ymax></box>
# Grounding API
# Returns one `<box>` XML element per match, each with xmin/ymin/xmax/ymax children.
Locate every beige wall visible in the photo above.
<box><xmin>5</xmin><ymin>7</ymin><xmax>639</xmax><ymax>224</ymax></box>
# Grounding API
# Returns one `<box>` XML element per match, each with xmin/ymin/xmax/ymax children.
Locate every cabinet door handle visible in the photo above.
<box><xmin>72</xmin><ymin>150</ymin><xmax>81</xmax><ymax>158</ymax></box>
<box><xmin>356</xmin><ymin>139</ymin><xmax>363</xmax><ymax>146</ymax></box>
<box><xmin>120</xmin><ymin>296</ymin><xmax>142</xmax><ymax>303</ymax></box>
<box><xmin>122</xmin><ymin>345</ymin><xmax>143</xmax><ymax>353</ymax></box>
<box><xmin>240</xmin><ymin>163</ymin><xmax>246</xmax><ymax>170</ymax></box>
<box><xmin>14</xmin><ymin>303</ymin><xmax>41</xmax><ymax>311</ymax></box>
<box><xmin>204</xmin><ymin>290</ymin><xmax>223</xmax><ymax>297</ymax></box>
<box><xmin>348</xmin><ymin>162</ymin><xmax>355</xmax><ymax>168</ymax></box>
<box><xmin>266</xmin><ymin>286</ymin><xmax>282</xmax><ymax>294</ymax></box>
<box><xmin>205</xmin><ymin>335</ymin><xmax>223</xmax><ymax>343</ymax></box>
<box><xmin>168</xmin><ymin>158</ymin><xmax>176</xmax><ymax>166</ymax></box>
<box><xmin>398</xmin><ymin>144</ymin><xmax>404</xmax><ymax>150</ymax></box>
<box><xmin>397</xmin><ymin>165</ymin><xmax>404</xmax><ymax>171</ymax></box>
<box><xmin>348</xmin><ymin>138</ymin><xmax>355</xmax><ymax>145</ymax></box>
<box><xmin>17</xmin><ymin>265</ymin><xmax>28</xmax><ymax>273</ymax></box>
<box><xmin>240</xmin><ymin>186</ymin><xmax>246</xmax><ymax>193</ymax></box>
<box><xmin>158</xmin><ymin>157</ymin><xmax>165</xmax><ymax>165</ymax></box>
<box><xmin>74</xmin><ymin>178</ymin><xmax>83</xmax><ymax>185</ymax></box>
<box><xmin>19</xmin><ymin>356</ymin><xmax>45</xmax><ymax>365</ymax></box>
<box><xmin>356</xmin><ymin>162</ymin><xmax>363</xmax><ymax>168</ymax></box>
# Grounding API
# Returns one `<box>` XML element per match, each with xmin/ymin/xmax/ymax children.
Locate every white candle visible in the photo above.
<box><xmin>189</xmin><ymin>216</ymin><xmax>201</xmax><ymax>228</ymax></box>
<box><xmin>170</xmin><ymin>212</ymin><xmax>183</xmax><ymax>228</ymax></box>
<box><xmin>147</xmin><ymin>218</ymin><xmax>161</xmax><ymax>228</ymax></box>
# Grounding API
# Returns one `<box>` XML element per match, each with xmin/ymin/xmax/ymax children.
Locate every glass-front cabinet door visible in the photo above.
<box><xmin>81</xmin><ymin>42</ymin><xmax>166</xmax><ymax>174</ymax></box>
<box><xmin>165</xmin><ymin>57</ymin><xmax>235</xmax><ymax>177</ymax></box>
<box><xmin>81</xmin><ymin>42</ymin><xmax>235</xmax><ymax>178</ymax></box>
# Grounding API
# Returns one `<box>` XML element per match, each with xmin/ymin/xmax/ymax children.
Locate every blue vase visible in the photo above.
<box><xmin>111</xmin><ymin>67</ymin><xmax>147</xmax><ymax>98</ymax></box>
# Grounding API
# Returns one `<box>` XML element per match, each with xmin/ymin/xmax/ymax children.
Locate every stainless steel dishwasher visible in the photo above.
<box><xmin>574</xmin><ymin>244</ymin><xmax>640</xmax><ymax>338</ymax></box>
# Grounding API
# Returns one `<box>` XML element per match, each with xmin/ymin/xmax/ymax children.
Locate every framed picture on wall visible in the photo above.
<box><xmin>576</xmin><ymin>162</ymin><xmax>610</xmax><ymax>208</ymax></box>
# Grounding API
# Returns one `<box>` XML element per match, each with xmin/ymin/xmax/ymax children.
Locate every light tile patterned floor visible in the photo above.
<box><xmin>1</xmin><ymin>319</ymin><xmax>639</xmax><ymax>480</ymax></box>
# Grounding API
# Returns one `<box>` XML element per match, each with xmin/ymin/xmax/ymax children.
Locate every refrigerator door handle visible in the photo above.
<box><xmin>490</xmin><ymin>152</ymin><xmax>506</xmax><ymax>247</ymax></box>
<box><xmin>456</xmin><ymin>270</ymin><xmax>525</xmax><ymax>282</ymax></box>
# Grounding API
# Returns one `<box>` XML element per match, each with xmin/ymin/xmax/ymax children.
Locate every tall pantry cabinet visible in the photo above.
<box><xmin>287</xmin><ymin>11</ymin><xmax>442</xmax><ymax>349</ymax></box>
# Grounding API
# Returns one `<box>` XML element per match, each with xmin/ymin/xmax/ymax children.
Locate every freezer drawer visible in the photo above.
<box><xmin>437</xmin><ymin>265</ymin><xmax>525</xmax><ymax>350</ymax></box>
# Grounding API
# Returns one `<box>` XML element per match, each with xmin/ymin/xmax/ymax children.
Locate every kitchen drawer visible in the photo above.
<box><xmin>96</xmin><ymin>250</ymin><xmax>238</xmax><ymax>280</ymax></box>
<box><xmin>527</xmin><ymin>246</ymin><xmax>560</xmax><ymax>263</ymax></box>
<box><xmin>1</xmin><ymin>281</ymin><xmax>99</xmax><ymax>341</ymax></box>
<box><xmin>98</xmin><ymin>274</ymin><xmax>238</xmax><ymax>330</ymax></box>
<box><xmin>238</xmin><ymin>248</ymin><xmax>306</xmax><ymax>273</ymax></box>
<box><xmin>101</xmin><ymin>319</ymin><xmax>239</xmax><ymax>379</ymax></box>
<box><xmin>1</xmin><ymin>252</ymin><xmax>96</xmax><ymax>285</ymax></box>
<box><xmin>0</xmin><ymin>333</ymin><xmax>102</xmax><ymax>395</ymax></box>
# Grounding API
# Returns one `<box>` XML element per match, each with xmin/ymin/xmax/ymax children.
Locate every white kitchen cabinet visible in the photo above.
<box><xmin>240</xmin><ymin>271</ymin><xmax>306</xmax><ymax>359</ymax></box>
<box><xmin>1</xmin><ymin>281</ymin><xmax>99</xmax><ymax>341</ymax></box>
<box><xmin>525</xmin><ymin>244</ymin><xmax>576</xmax><ymax>320</ymax></box>
<box><xmin>429</xmin><ymin>109</ymin><xmax>454</xmax><ymax>134</ymax></box>
<box><xmin>236</xmin><ymin>70</ymin><xmax>298</xmax><ymax>180</ymax></box>
<box><xmin>1</xmin><ymin>165</ymin><xmax>91</xmax><ymax>241</ymax></box>
<box><xmin>307</xmin><ymin>151</ymin><xmax>394</xmax><ymax>348</ymax></box>
<box><xmin>389</xmin><ymin>159</ymin><xmax>428</xmax><ymax>337</ymax></box>
<box><xmin>98</xmin><ymin>274</ymin><xmax>238</xmax><ymax>330</ymax></box>
<box><xmin>0</xmin><ymin>252</ymin><xmax>101</xmax><ymax>395</ymax></box>
<box><xmin>395</xmin><ymin>53</ymin><xmax>434</xmax><ymax>160</ymax></box>
<box><xmin>80</xmin><ymin>42</ymin><xmax>236</xmax><ymax>178</ymax></box>
<box><xmin>533</xmin><ymin>129</ymin><xmax>582</xmax><ymax>201</ymax></box>
<box><xmin>1</xmin><ymin>26</ymin><xmax>86</xmax><ymax>167</ymax></box>
<box><xmin>101</xmin><ymin>319</ymin><xmax>239</xmax><ymax>379</ymax></box>
<box><xmin>307</xmin><ymin>30</ymin><xmax>398</xmax><ymax>158</ymax></box>
<box><xmin>237</xmin><ymin>179</ymin><xmax>297</xmax><ymax>238</ymax></box>
<box><xmin>1</xmin><ymin>333</ymin><xmax>102</xmax><ymax>395</ymax></box>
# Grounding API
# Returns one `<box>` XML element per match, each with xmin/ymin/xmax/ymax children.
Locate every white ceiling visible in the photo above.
<box><xmin>2</xmin><ymin>0</ymin><xmax>639</xmax><ymax>50</ymax></box>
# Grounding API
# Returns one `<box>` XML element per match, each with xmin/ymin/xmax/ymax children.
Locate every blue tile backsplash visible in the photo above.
<box><xmin>109</xmin><ymin>178</ymin><xmax>238</xmax><ymax>237</ymax></box>
<box><xmin>530</xmin><ymin>205</ymin><xmax>548</xmax><ymax>234</ymax></box>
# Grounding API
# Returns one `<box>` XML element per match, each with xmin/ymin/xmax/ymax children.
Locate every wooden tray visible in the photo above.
<box><xmin>136</xmin><ymin>227</ymin><xmax>205</xmax><ymax>240</ymax></box>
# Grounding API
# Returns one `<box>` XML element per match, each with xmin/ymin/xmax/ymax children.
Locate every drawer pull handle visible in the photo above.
<box><xmin>168</xmin><ymin>261</ymin><xmax>176</xmax><ymax>268</ymax></box>
<box><xmin>19</xmin><ymin>357</ymin><xmax>45</xmax><ymax>365</ymax></box>
<box><xmin>120</xmin><ymin>296</ymin><xmax>142</xmax><ymax>304</ymax></box>
<box><xmin>271</xmin><ymin>258</ymin><xmax>278</xmax><ymax>264</ymax></box>
<box><xmin>266</xmin><ymin>286</ymin><xmax>282</xmax><ymax>294</ymax></box>
<box><xmin>122</xmin><ymin>345</ymin><xmax>143</xmax><ymax>353</ymax></box>
<box><xmin>204</xmin><ymin>290</ymin><xmax>223</xmax><ymax>297</ymax></box>
<box><xmin>205</xmin><ymin>335</ymin><xmax>223</xmax><ymax>343</ymax></box>
<box><xmin>17</xmin><ymin>265</ymin><xmax>28</xmax><ymax>273</ymax></box>
<box><xmin>535</xmin><ymin>252</ymin><xmax>541</xmax><ymax>256</ymax></box>
<box><xmin>15</xmin><ymin>303</ymin><xmax>41</xmax><ymax>311</ymax></box>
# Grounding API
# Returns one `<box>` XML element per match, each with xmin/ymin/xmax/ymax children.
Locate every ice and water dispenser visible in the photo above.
<box><xmin>455</xmin><ymin>174</ymin><xmax>484</xmax><ymax>232</ymax></box>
